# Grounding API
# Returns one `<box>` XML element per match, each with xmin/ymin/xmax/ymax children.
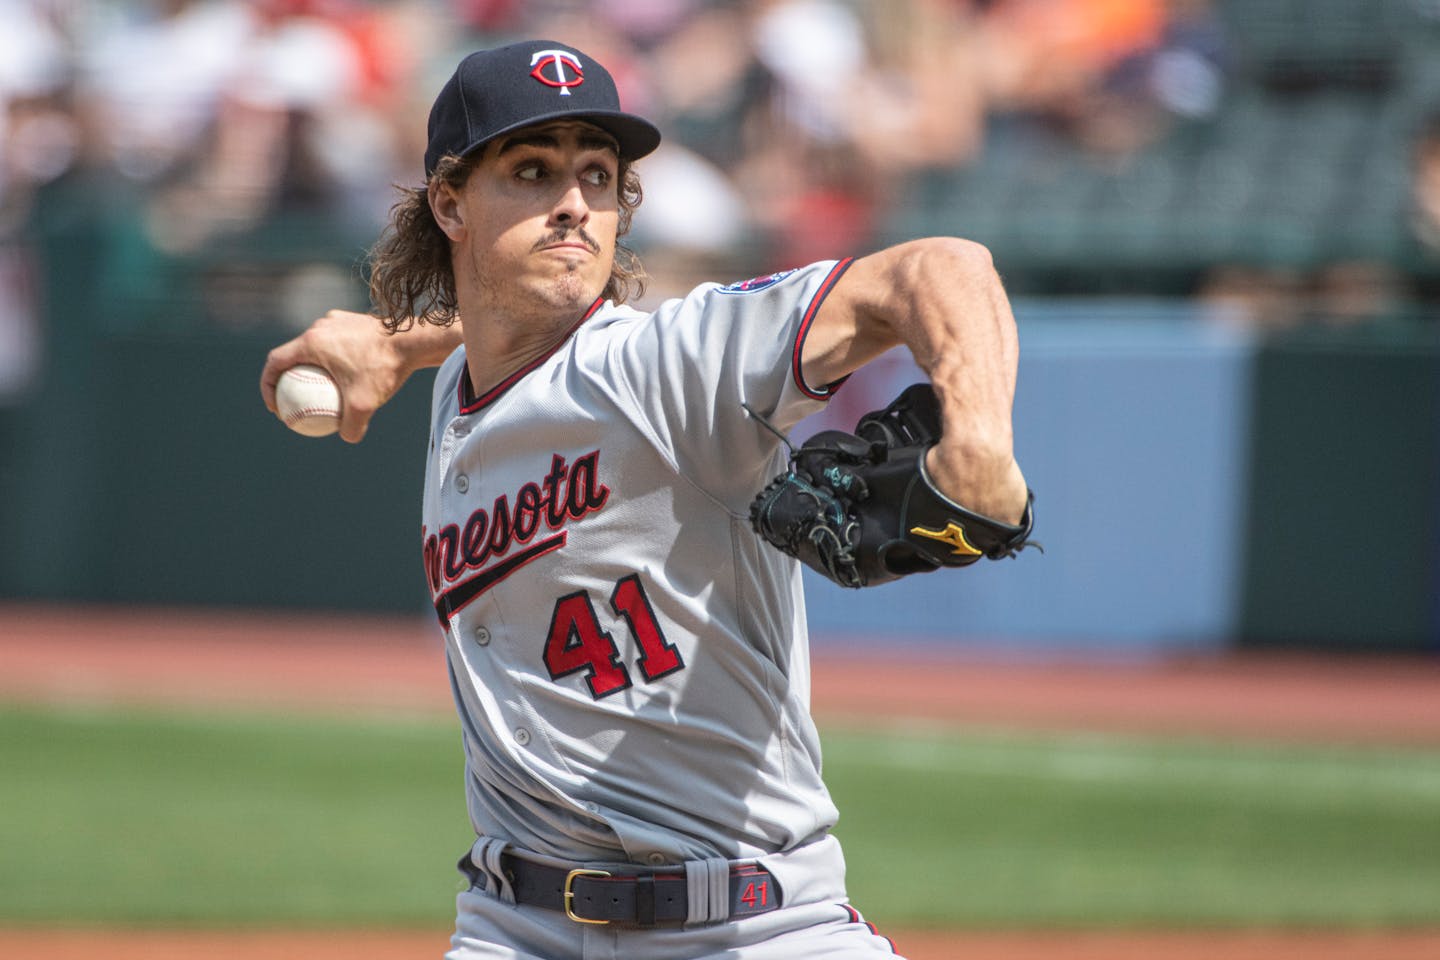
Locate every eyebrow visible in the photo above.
<box><xmin>496</xmin><ymin>129</ymin><xmax>619</xmax><ymax>157</ymax></box>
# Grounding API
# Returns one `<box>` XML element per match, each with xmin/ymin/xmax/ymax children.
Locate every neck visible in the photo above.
<box><xmin>461</xmin><ymin>296</ymin><xmax>597</xmax><ymax>400</ymax></box>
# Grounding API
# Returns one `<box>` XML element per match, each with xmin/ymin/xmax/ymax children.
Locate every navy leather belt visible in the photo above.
<box><xmin>463</xmin><ymin>853</ymin><xmax>781</xmax><ymax>926</ymax></box>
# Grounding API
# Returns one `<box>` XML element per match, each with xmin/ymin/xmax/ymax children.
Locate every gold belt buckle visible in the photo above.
<box><xmin>564</xmin><ymin>869</ymin><xmax>612</xmax><ymax>924</ymax></box>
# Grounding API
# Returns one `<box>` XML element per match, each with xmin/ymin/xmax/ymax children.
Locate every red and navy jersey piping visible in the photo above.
<box><xmin>840</xmin><ymin>904</ymin><xmax>898</xmax><ymax>953</ymax></box>
<box><xmin>792</xmin><ymin>257</ymin><xmax>856</xmax><ymax>400</ymax></box>
<box><xmin>457</xmin><ymin>297</ymin><xmax>607</xmax><ymax>414</ymax></box>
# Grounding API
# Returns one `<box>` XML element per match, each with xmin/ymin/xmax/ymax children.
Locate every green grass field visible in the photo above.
<box><xmin>2</xmin><ymin>705</ymin><xmax>1438</xmax><ymax>929</ymax></box>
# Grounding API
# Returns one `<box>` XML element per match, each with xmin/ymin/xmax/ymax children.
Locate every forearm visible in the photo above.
<box><xmin>392</xmin><ymin>318</ymin><xmax>465</xmax><ymax>373</ymax></box>
<box><xmin>810</xmin><ymin>238</ymin><xmax>1027</xmax><ymax>522</ymax></box>
<box><xmin>889</xmin><ymin>241</ymin><xmax>1025</xmax><ymax>522</ymax></box>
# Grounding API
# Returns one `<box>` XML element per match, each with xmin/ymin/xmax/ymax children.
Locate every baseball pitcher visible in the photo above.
<box><xmin>261</xmin><ymin>39</ymin><xmax>1033</xmax><ymax>960</ymax></box>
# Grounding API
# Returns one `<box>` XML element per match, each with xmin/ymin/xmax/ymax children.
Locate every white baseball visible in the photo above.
<box><xmin>274</xmin><ymin>364</ymin><xmax>342</xmax><ymax>437</ymax></box>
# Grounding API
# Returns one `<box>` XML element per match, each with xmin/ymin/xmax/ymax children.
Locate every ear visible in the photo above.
<box><xmin>429</xmin><ymin>179</ymin><xmax>466</xmax><ymax>242</ymax></box>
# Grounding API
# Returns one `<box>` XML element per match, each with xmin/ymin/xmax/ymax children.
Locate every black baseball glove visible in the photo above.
<box><xmin>748</xmin><ymin>383</ymin><xmax>1037</xmax><ymax>588</ymax></box>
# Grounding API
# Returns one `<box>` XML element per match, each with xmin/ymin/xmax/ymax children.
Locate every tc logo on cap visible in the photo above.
<box><xmin>530</xmin><ymin>50</ymin><xmax>584</xmax><ymax>96</ymax></box>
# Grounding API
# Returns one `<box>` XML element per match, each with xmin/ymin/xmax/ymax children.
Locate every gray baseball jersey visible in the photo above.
<box><xmin>421</xmin><ymin>258</ymin><xmax>856</xmax><ymax>868</ymax></box>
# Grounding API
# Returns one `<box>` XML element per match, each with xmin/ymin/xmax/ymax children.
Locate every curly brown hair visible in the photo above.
<box><xmin>367</xmin><ymin>153</ymin><xmax>647</xmax><ymax>332</ymax></box>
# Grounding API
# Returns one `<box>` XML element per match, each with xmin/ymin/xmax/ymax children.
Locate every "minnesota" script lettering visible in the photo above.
<box><xmin>423</xmin><ymin>450</ymin><xmax>609</xmax><ymax>594</ymax></box>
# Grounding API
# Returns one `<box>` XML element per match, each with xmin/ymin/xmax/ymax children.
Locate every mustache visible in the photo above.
<box><xmin>533</xmin><ymin>228</ymin><xmax>600</xmax><ymax>254</ymax></box>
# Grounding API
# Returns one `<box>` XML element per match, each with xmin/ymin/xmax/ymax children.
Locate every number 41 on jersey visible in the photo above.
<box><xmin>543</xmin><ymin>574</ymin><xmax>685</xmax><ymax>699</ymax></box>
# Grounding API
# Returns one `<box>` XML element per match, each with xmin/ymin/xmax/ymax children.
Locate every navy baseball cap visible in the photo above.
<box><xmin>424</xmin><ymin>40</ymin><xmax>662</xmax><ymax>176</ymax></box>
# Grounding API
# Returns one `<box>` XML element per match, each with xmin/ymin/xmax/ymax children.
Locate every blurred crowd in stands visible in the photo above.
<box><xmin>0</xmin><ymin>0</ymin><xmax>1436</xmax><ymax>384</ymax></box>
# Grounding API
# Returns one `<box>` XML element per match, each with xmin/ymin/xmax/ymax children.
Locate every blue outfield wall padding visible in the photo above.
<box><xmin>798</xmin><ymin>305</ymin><xmax>1256</xmax><ymax>656</ymax></box>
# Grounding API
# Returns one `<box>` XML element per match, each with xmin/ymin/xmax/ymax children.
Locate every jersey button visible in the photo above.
<box><xmin>474</xmin><ymin>627</ymin><xmax>491</xmax><ymax>646</ymax></box>
<box><xmin>514</xmin><ymin>728</ymin><xmax>531</xmax><ymax>746</ymax></box>
<box><xmin>454</xmin><ymin>474</ymin><xmax>469</xmax><ymax>493</ymax></box>
<box><xmin>646</xmin><ymin>853</ymin><xmax>667</xmax><ymax>866</ymax></box>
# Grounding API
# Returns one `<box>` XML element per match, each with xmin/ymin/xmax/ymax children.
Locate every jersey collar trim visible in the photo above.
<box><xmin>458</xmin><ymin>296</ymin><xmax>607</xmax><ymax>414</ymax></box>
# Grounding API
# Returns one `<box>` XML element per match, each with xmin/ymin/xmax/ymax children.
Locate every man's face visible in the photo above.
<box><xmin>446</xmin><ymin>120</ymin><xmax>621</xmax><ymax>319</ymax></box>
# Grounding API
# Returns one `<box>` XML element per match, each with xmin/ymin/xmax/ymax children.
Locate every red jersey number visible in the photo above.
<box><xmin>542</xmin><ymin>575</ymin><xmax>685</xmax><ymax>699</ymax></box>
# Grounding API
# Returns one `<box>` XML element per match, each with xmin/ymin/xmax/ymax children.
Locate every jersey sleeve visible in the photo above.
<box><xmin>601</xmin><ymin>258</ymin><xmax>855</xmax><ymax>507</ymax></box>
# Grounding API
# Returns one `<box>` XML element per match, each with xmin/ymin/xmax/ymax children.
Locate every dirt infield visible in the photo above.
<box><xmin>3</xmin><ymin>601</ymin><xmax>1439</xmax><ymax>959</ymax></box>
<box><xmin>4</xmin><ymin>603</ymin><xmax>1439</xmax><ymax>743</ymax></box>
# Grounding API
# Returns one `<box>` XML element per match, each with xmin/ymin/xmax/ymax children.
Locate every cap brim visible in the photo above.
<box><xmin>459</xmin><ymin>110</ymin><xmax>662</xmax><ymax>163</ymax></box>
